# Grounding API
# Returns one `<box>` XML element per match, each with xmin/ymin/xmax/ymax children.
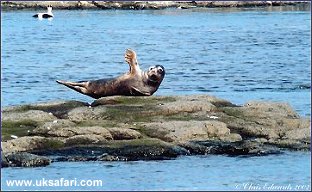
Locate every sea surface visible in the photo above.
<box><xmin>1</xmin><ymin>5</ymin><xmax>311</xmax><ymax>191</ymax></box>
<box><xmin>1</xmin><ymin>152</ymin><xmax>311</xmax><ymax>191</ymax></box>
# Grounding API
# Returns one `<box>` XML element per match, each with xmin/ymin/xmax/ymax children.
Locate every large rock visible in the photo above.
<box><xmin>243</xmin><ymin>101</ymin><xmax>300</xmax><ymax>118</ymax></box>
<box><xmin>156</xmin><ymin>97</ymin><xmax>216</xmax><ymax>115</ymax></box>
<box><xmin>1</xmin><ymin>136</ymin><xmax>64</xmax><ymax>153</ymax></box>
<box><xmin>34</xmin><ymin>138</ymin><xmax>189</xmax><ymax>161</ymax></box>
<box><xmin>2</xmin><ymin>100</ymin><xmax>88</xmax><ymax>118</ymax></box>
<box><xmin>220</xmin><ymin>101</ymin><xmax>310</xmax><ymax>140</ymax></box>
<box><xmin>106</xmin><ymin>139</ymin><xmax>189</xmax><ymax>160</ymax></box>
<box><xmin>65</xmin><ymin>134</ymin><xmax>108</xmax><ymax>146</ymax></box>
<box><xmin>2</xmin><ymin>152</ymin><xmax>50</xmax><ymax>167</ymax></box>
<box><xmin>142</xmin><ymin>120</ymin><xmax>235</xmax><ymax>143</ymax></box>
<box><xmin>32</xmin><ymin>119</ymin><xmax>77</xmax><ymax>136</ymax></box>
<box><xmin>107</xmin><ymin>128</ymin><xmax>142</xmax><ymax>140</ymax></box>
<box><xmin>182</xmin><ymin>140</ymin><xmax>282</xmax><ymax>156</ymax></box>
<box><xmin>282</xmin><ymin>127</ymin><xmax>311</xmax><ymax>141</ymax></box>
<box><xmin>34</xmin><ymin>125</ymin><xmax>113</xmax><ymax>139</ymax></box>
<box><xmin>2</xmin><ymin>110</ymin><xmax>56</xmax><ymax>122</ymax></box>
<box><xmin>91</xmin><ymin>95</ymin><xmax>234</xmax><ymax>115</ymax></box>
<box><xmin>66</xmin><ymin>106</ymin><xmax>108</xmax><ymax>122</ymax></box>
<box><xmin>1</xmin><ymin>95</ymin><xmax>310</xmax><ymax>167</ymax></box>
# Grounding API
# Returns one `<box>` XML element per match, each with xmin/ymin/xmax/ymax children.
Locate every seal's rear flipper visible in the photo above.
<box><xmin>56</xmin><ymin>80</ymin><xmax>88</xmax><ymax>94</ymax></box>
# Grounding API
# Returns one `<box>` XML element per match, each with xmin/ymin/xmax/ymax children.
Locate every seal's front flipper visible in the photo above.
<box><xmin>130</xmin><ymin>86</ymin><xmax>151</xmax><ymax>96</ymax></box>
<box><xmin>56</xmin><ymin>80</ymin><xmax>89</xmax><ymax>94</ymax></box>
<box><xmin>125</xmin><ymin>49</ymin><xmax>140</xmax><ymax>75</ymax></box>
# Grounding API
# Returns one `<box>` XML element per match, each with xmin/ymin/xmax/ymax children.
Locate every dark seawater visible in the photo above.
<box><xmin>1</xmin><ymin>5</ymin><xmax>311</xmax><ymax>191</ymax></box>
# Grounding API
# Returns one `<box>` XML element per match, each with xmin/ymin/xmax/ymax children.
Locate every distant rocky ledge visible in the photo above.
<box><xmin>1</xmin><ymin>1</ymin><xmax>309</xmax><ymax>10</ymax></box>
<box><xmin>1</xmin><ymin>95</ymin><xmax>310</xmax><ymax>167</ymax></box>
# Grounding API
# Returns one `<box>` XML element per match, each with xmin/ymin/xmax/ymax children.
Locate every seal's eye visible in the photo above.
<box><xmin>149</xmin><ymin>67</ymin><xmax>154</xmax><ymax>71</ymax></box>
<box><xmin>157</xmin><ymin>68</ymin><xmax>163</xmax><ymax>73</ymax></box>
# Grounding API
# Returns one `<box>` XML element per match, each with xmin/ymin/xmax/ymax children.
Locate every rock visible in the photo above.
<box><xmin>65</xmin><ymin>134</ymin><xmax>108</xmax><ymax>146</ymax></box>
<box><xmin>33</xmin><ymin>124</ymin><xmax>113</xmax><ymax>140</ymax></box>
<box><xmin>154</xmin><ymin>95</ymin><xmax>235</xmax><ymax>116</ymax></box>
<box><xmin>28</xmin><ymin>100</ymin><xmax>89</xmax><ymax>118</ymax></box>
<box><xmin>1</xmin><ymin>151</ymin><xmax>9</xmax><ymax>167</ymax></box>
<box><xmin>2</xmin><ymin>110</ymin><xmax>57</xmax><ymax>122</ymax></box>
<box><xmin>220</xmin><ymin>102</ymin><xmax>310</xmax><ymax>140</ymax></box>
<box><xmin>71</xmin><ymin>126</ymin><xmax>113</xmax><ymax>139</ymax></box>
<box><xmin>3</xmin><ymin>152</ymin><xmax>50</xmax><ymax>167</ymax></box>
<box><xmin>66</xmin><ymin>106</ymin><xmax>108</xmax><ymax>122</ymax></box>
<box><xmin>157</xmin><ymin>99</ymin><xmax>216</xmax><ymax>115</ymax></box>
<box><xmin>33</xmin><ymin>138</ymin><xmax>189</xmax><ymax>161</ymax></box>
<box><xmin>2</xmin><ymin>100</ymin><xmax>88</xmax><ymax>118</ymax></box>
<box><xmin>105</xmin><ymin>139</ymin><xmax>189</xmax><ymax>161</ymax></box>
<box><xmin>195</xmin><ymin>140</ymin><xmax>281</xmax><ymax>156</ymax></box>
<box><xmin>178</xmin><ymin>142</ymin><xmax>212</xmax><ymax>155</ymax></box>
<box><xmin>224</xmin><ymin>120</ymin><xmax>281</xmax><ymax>140</ymax></box>
<box><xmin>107</xmin><ymin>128</ymin><xmax>142</xmax><ymax>140</ymax></box>
<box><xmin>282</xmin><ymin>128</ymin><xmax>311</xmax><ymax>141</ymax></box>
<box><xmin>1</xmin><ymin>136</ymin><xmax>64</xmax><ymax>153</ymax></box>
<box><xmin>142</xmin><ymin>121</ymin><xmax>207</xmax><ymax>142</ymax></box>
<box><xmin>91</xmin><ymin>95</ymin><xmax>176</xmax><ymax>107</ymax></box>
<box><xmin>45</xmin><ymin>129</ymin><xmax>76</xmax><ymax>138</ymax></box>
<box><xmin>32</xmin><ymin>119</ymin><xmax>76</xmax><ymax>135</ymax></box>
<box><xmin>254</xmin><ymin>138</ymin><xmax>269</xmax><ymax>143</ymax></box>
<box><xmin>244</xmin><ymin>101</ymin><xmax>300</xmax><ymax>118</ymax></box>
<box><xmin>142</xmin><ymin>120</ymin><xmax>232</xmax><ymax>142</ymax></box>
<box><xmin>1</xmin><ymin>1</ymin><xmax>308</xmax><ymax>10</ymax></box>
<box><xmin>2</xmin><ymin>119</ymin><xmax>41</xmax><ymax>141</ymax></box>
<box><xmin>269</xmin><ymin>139</ymin><xmax>310</xmax><ymax>150</ymax></box>
<box><xmin>219</xmin><ymin>133</ymin><xmax>243</xmax><ymax>142</ymax></box>
<box><xmin>1</xmin><ymin>94</ymin><xmax>310</xmax><ymax>167</ymax></box>
<box><xmin>205</xmin><ymin>121</ymin><xmax>230</xmax><ymax>137</ymax></box>
<box><xmin>77</xmin><ymin>1</ymin><xmax>96</xmax><ymax>8</ymax></box>
<box><xmin>97</xmin><ymin>154</ymin><xmax>127</xmax><ymax>161</ymax></box>
<box><xmin>91</xmin><ymin>95</ymin><xmax>234</xmax><ymax>117</ymax></box>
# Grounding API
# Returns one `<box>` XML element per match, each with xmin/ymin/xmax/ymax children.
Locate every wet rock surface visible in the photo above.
<box><xmin>1</xmin><ymin>151</ymin><xmax>50</xmax><ymax>167</ymax></box>
<box><xmin>1</xmin><ymin>95</ymin><xmax>310</xmax><ymax>167</ymax></box>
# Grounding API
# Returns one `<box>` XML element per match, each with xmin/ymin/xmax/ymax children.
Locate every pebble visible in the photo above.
<box><xmin>10</xmin><ymin>135</ymin><xmax>18</xmax><ymax>139</ymax></box>
<box><xmin>208</xmin><ymin>115</ymin><xmax>219</xmax><ymax>119</ymax></box>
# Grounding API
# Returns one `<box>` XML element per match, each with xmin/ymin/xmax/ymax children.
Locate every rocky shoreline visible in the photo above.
<box><xmin>1</xmin><ymin>95</ymin><xmax>310</xmax><ymax>167</ymax></box>
<box><xmin>1</xmin><ymin>1</ymin><xmax>310</xmax><ymax>10</ymax></box>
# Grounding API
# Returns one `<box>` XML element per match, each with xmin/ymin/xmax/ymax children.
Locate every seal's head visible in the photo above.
<box><xmin>147</xmin><ymin>65</ymin><xmax>165</xmax><ymax>85</ymax></box>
